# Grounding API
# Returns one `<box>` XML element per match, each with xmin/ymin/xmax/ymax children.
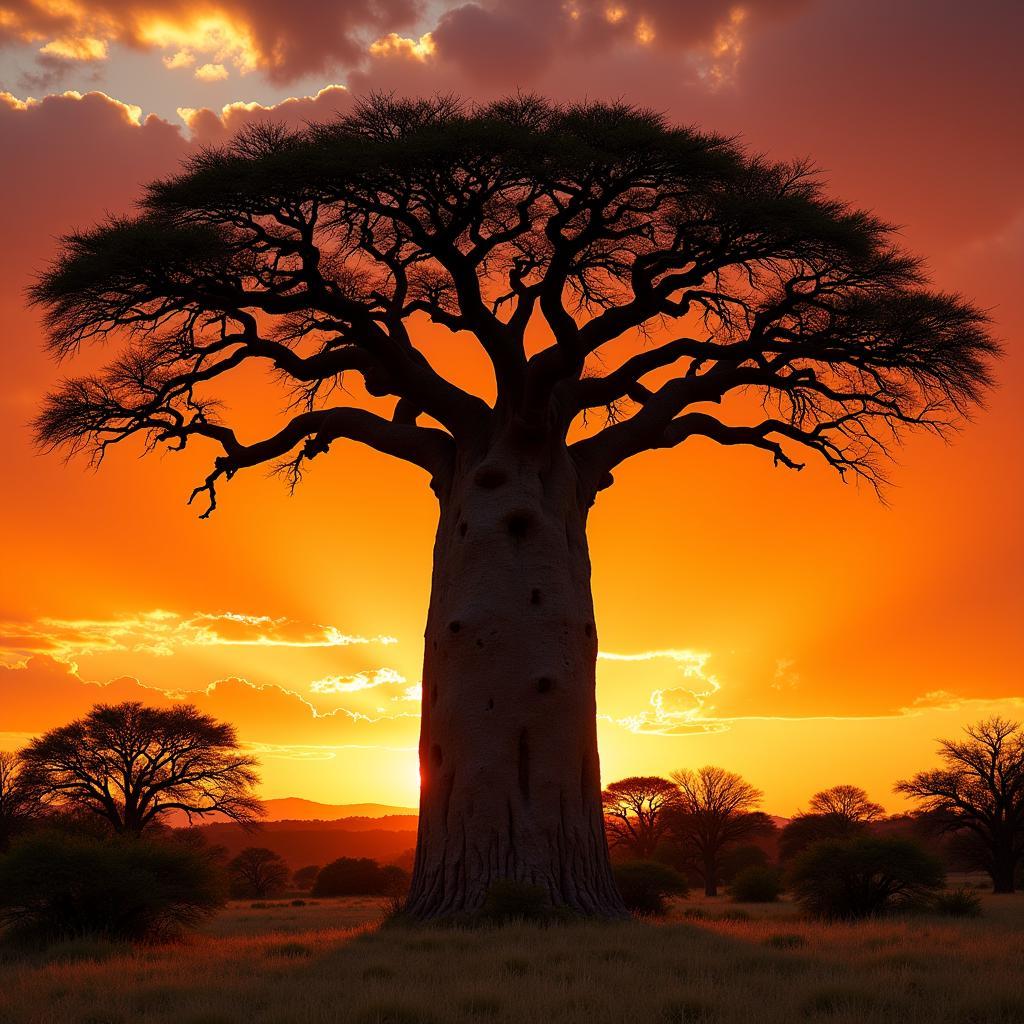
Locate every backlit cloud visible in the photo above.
<box><xmin>0</xmin><ymin>610</ymin><xmax>396</xmax><ymax>668</ymax></box>
<box><xmin>0</xmin><ymin>0</ymin><xmax>421</xmax><ymax>83</ymax></box>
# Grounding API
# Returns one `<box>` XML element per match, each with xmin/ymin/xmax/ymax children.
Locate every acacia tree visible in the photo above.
<box><xmin>20</xmin><ymin>702</ymin><xmax>264</xmax><ymax>834</ymax></box>
<box><xmin>602</xmin><ymin>776</ymin><xmax>679</xmax><ymax>859</ymax></box>
<box><xmin>668</xmin><ymin>766</ymin><xmax>771</xmax><ymax>896</ymax></box>
<box><xmin>896</xmin><ymin>717</ymin><xmax>1024</xmax><ymax>893</ymax></box>
<box><xmin>808</xmin><ymin>784</ymin><xmax>885</xmax><ymax>823</ymax></box>
<box><xmin>30</xmin><ymin>96</ymin><xmax>996</xmax><ymax>918</ymax></box>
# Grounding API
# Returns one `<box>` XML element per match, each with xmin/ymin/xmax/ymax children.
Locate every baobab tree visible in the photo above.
<box><xmin>31</xmin><ymin>96</ymin><xmax>997</xmax><ymax>918</ymax></box>
<box><xmin>20</xmin><ymin>702</ymin><xmax>264</xmax><ymax>834</ymax></box>
<box><xmin>897</xmin><ymin>717</ymin><xmax>1024</xmax><ymax>893</ymax></box>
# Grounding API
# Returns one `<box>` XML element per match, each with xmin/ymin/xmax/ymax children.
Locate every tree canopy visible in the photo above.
<box><xmin>31</xmin><ymin>95</ymin><xmax>998</xmax><ymax>515</ymax></box>
<box><xmin>20</xmin><ymin>701</ymin><xmax>264</xmax><ymax>834</ymax></box>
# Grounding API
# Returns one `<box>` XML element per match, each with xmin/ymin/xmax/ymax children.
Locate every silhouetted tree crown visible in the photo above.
<box><xmin>808</xmin><ymin>784</ymin><xmax>885</xmax><ymax>822</ymax></box>
<box><xmin>228</xmin><ymin>846</ymin><xmax>289</xmax><ymax>898</ymax></box>
<box><xmin>896</xmin><ymin>717</ymin><xmax>1024</xmax><ymax>893</ymax></box>
<box><xmin>602</xmin><ymin>775</ymin><xmax>680</xmax><ymax>859</ymax></box>
<box><xmin>31</xmin><ymin>95</ymin><xmax>997</xmax><ymax>513</ymax></box>
<box><xmin>0</xmin><ymin>752</ymin><xmax>43</xmax><ymax>851</ymax></box>
<box><xmin>20</xmin><ymin>701</ymin><xmax>264</xmax><ymax>834</ymax></box>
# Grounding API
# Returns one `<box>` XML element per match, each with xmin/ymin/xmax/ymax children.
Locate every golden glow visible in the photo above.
<box><xmin>136</xmin><ymin>14</ymin><xmax>259</xmax><ymax>74</ymax></box>
<box><xmin>38</xmin><ymin>34</ymin><xmax>107</xmax><ymax>60</ymax></box>
<box><xmin>605</xmin><ymin>6</ymin><xmax>626</xmax><ymax>25</ymax></box>
<box><xmin>162</xmin><ymin>50</ymin><xmax>195</xmax><ymax>69</ymax></box>
<box><xmin>703</xmin><ymin>6</ymin><xmax>747</xmax><ymax>86</ymax></box>
<box><xmin>194</xmin><ymin>61</ymin><xmax>229</xmax><ymax>82</ymax></box>
<box><xmin>634</xmin><ymin>18</ymin><xmax>654</xmax><ymax>45</ymax></box>
<box><xmin>368</xmin><ymin>32</ymin><xmax>436</xmax><ymax>62</ymax></box>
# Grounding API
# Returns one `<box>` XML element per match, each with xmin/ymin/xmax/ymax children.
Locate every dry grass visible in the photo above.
<box><xmin>2</xmin><ymin>892</ymin><xmax>1023</xmax><ymax>1024</ymax></box>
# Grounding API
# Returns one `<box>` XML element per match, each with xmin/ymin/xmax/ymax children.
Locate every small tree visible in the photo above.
<box><xmin>20</xmin><ymin>701</ymin><xmax>264</xmax><ymax>834</ymax></box>
<box><xmin>668</xmin><ymin>766</ymin><xmax>771</xmax><ymax>896</ymax></box>
<box><xmin>0</xmin><ymin>752</ymin><xmax>43</xmax><ymax>852</ymax></box>
<box><xmin>808</xmin><ymin>784</ymin><xmax>885</xmax><ymax>823</ymax></box>
<box><xmin>730</xmin><ymin>864</ymin><xmax>783</xmax><ymax>903</ymax></box>
<box><xmin>228</xmin><ymin>847</ymin><xmax>290</xmax><ymax>898</ymax></box>
<box><xmin>896</xmin><ymin>717</ymin><xmax>1024</xmax><ymax>893</ymax></box>
<box><xmin>789</xmin><ymin>836</ymin><xmax>945</xmax><ymax>919</ymax></box>
<box><xmin>602</xmin><ymin>776</ymin><xmax>679</xmax><ymax>859</ymax></box>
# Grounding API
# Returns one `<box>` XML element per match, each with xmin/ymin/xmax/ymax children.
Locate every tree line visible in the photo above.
<box><xmin>0</xmin><ymin>700</ymin><xmax>1022</xmax><ymax>938</ymax></box>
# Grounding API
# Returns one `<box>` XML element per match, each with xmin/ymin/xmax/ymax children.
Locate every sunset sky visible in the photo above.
<box><xmin>1</xmin><ymin>0</ymin><xmax>1021</xmax><ymax>815</ymax></box>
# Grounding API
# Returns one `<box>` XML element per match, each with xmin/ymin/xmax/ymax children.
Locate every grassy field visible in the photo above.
<box><xmin>2</xmin><ymin>891</ymin><xmax>1023</xmax><ymax>1024</ymax></box>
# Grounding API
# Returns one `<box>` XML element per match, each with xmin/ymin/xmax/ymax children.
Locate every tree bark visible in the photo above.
<box><xmin>404</xmin><ymin>437</ymin><xmax>626</xmax><ymax>920</ymax></box>
<box><xmin>991</xmin><ymin>849</ymin><xmax>1017</xmax><ymax>894</ymax></box>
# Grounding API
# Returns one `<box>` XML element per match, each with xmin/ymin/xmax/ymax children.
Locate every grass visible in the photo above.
<box><xmin>2</xmin><ymin>891</ymin><xmax>1023</xmax><ymax>1024</ymax></box>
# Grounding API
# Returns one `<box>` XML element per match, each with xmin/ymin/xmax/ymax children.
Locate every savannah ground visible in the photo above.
<box><xmin>3</xmin><ymin>885</ymin><xmax>1023</xmax><ymax>1024</ymax></box>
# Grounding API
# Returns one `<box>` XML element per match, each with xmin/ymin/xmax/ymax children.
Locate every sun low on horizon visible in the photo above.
<box><xmin>1</xmin><ymin>0</ymin><xmax>1022</xmax><ymax>825</ymax></box>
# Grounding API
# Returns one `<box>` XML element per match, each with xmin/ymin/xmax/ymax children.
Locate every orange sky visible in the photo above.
<box><xmin>0</xmin><ymin>0</ymin><xmax>1021</xmax><ymax>815</ymax></box>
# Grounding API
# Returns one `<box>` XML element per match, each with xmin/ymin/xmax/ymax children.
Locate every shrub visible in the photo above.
<box><xmin>312</xmin><ymin>857</ymin><xmax>409</xmax><ymax>897</ymax></box>
<box><xmin>613</xmin><ymin>860</ymin><xmax>688</xmax><ymax>916</ymax></box>
<box><xmin>0</xmin><ymin>830</ymin><xmax>225</xmax><ymax>941</ymax></box>
<box><xmin>788</xmin><ymin>836</ymin><xmax>945</xmax><ymax>919</ymax></box>
<box><xmin>292</xmin><ymin>864</ymin><xmax>320</xmax><ymax>891</ymax></box>
<box><xmin>730</xmin><ymin>865</ymin><xmax>782</xmax><ymax>903</ymax></box>
<box><xmin>932</xmin><ymin>887</ymin><xmax>983</xmax><ymax>918</ymax></box>
<box><xmin>479</xmin><ymin>880</ymin><xmax>551</xmax><ymax>922</ymax></box>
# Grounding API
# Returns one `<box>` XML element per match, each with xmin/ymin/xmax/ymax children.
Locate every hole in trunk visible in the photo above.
<box><xmin>449</xmin><ymin>620</ymin><xmax>461</xmax><ymax>634</ymax></box>
<box><xmin>486</xmin><ymin>697</ymin><xmax>494</xmax><ymax>710</ymax></box>
<box><xmin>474</xmin><ymin>465</ymin><xmax>506</xmax><ymax>489</ymax></box>
<box><xmin>458</xmin><ymin>521</ymin><xmax>468</xmax><ymax>537</ymax></box>
<box><xmin>517</xmin><ymin>729</ymin><xmax>530</xmax><ymax>800</ymax></box>
<box><xmin>530</xmin><ymin>588</ymin><xmax>542</xmax><ymax>605</ymax></box>
<box><xmin>505</xmin><ymin>511</ymin><xmax>532</xmax><ymax>541</ymax></box>
<box><xmin>537</xmin><ymin>676</ymin><xmax>554</xmax><ymax>694</ymax></box>
<box><xmin>430</xmin><ymin>743</ymin><xmax>443</xmax><ymax>767</ymax></box>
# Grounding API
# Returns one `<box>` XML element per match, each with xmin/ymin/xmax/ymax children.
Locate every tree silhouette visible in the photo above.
<box><xmin>0</xmin><ymin>752</ymin><xmax>43</xmax><ymax>852</ymax></box>
<box><xmin>896</xmin><ymin>717</ymin><xmax>1024</xmax><ymax>893</ymax></box>
<box><xmin>228</xmin><ymin>846</ymin><xmax>289</xmax><ymax>898</ymax></box>
<box><xmin>20</xmin><ymin>702</ymin><xmax>264</xmax><ymax>834</ymax></box>
<box><xmin>30</xmin><ymin>96</ymin><xmax>997</xmax><ymax>918</ymax></box>
<box><xmin>808</xmin><ymin>784</ymin><xmax>885</xmax><ymax>823</ymax></box>
<box><xmin>668</xmin><ymin>766</ymin><xmax>771</xmax><ymax>896</ymax></box>
<box><xmin>602</xmin><ymin>775</ymin><xmax>679</xmax><ymax>859</ymax></box>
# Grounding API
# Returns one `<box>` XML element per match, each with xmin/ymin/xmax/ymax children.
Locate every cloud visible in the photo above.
<box><xmin>0</xmin><ymin>609</ymin><xmax>397</xmax><ymax>668</ymax></box>
<box><xmin>310</xmin><ymin>666</ymin><xmax>408</xmax><ymax>695</ymax></box>
<box><xmin>194</xmin><ymin>61</ymin><xmax>229</xmax><ymax>82</ymax></box>
<box><xmin>0</xmin><ymin>0</ymin><xmax>422</xmax><ymax>83</ymax></box>
<box><xmin>177</xmin><ymin>83</ymin><xmax>352</xmax><ymax>141</ymax></box>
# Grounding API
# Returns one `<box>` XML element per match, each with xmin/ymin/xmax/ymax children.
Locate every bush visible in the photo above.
<box><xmin>730</xmin><ymin>864</ymin><xmax>783</xmax><ymax>902</ymax></box>
<box><xmin>312</xmin><ymin>857</ymin><xmax>409</xmax><ymax>897</ymax></box>
<box><xmin>479</xmin><ymin>879</ymin><xmax>553</xmax><ymax>922</ymax></box>
<box><xmin>0</xmin><ymin>830</ymin><xmax>225</xmax><ymax>941</ymax></box>
<box><xmin>613</xmin><ymin>860</ymin><xmax>688</xmax><ymax>916</ymax></box>
<box><xmin>292</xmin><ymin>864</ymin><xmax>320</xmax><ymax>891</ymax></box>
<box><xmin>788</xmin><ymin>836</ymin><xmax>945</xmax><ymax>919</ymax></box>
<box><xmin>932</xmin><ymin>887</ymin><xmax>983</xmax><ymax>918</ymax></box>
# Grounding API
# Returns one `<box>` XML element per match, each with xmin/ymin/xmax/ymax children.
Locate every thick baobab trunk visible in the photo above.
<box><xmin>991</xmin><ymin>850</ymin><xmax>1017</xmax><ymax>894</ymax></box>
<box><xmin>404</xmin><ymin>440</ymin><xmax>626</xmax><ymax>920</ymax></box>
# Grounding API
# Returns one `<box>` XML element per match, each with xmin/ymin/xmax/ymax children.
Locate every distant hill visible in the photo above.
<box><xmin>260</xmin><ymin>797</ymin><xmax>417</xmax><ymax>821</ymax></box>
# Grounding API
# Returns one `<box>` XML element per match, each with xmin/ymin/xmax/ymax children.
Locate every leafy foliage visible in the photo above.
<box><xmin>788</xmin><ymin>836</ymin><xmax>945</xmax><ymax>919</ymax></box>
<box><xmin>612</xmin><ymin>860</ymin><xmax>688</xmax><ymax>916</ymax></box>
<box><xmin>730</xmin><ymin>865</ymin><xmax>783</xmax><ymax>903</ymax></box>
<box><xmin>0</xmin><ymin>830</ymin><xmax>226</xmax><ymax>940</ymax></box>
<box><xmin>312</xmin><ymin>857</ymin><xmax>409</xmax><ymax>898</ymax></box>
<box><xmin>602</xmin><ymin>776</ymin><xmax>679</xmax><ymax>859</ymax></box>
